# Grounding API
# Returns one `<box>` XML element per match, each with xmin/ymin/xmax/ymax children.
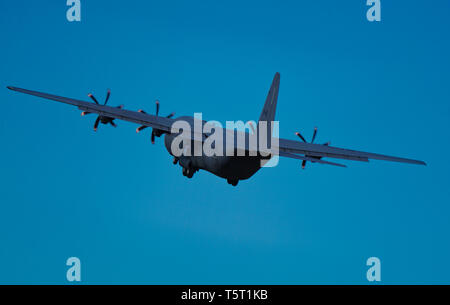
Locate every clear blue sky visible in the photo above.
<box><xmin>0</xmin><ymin>1</ymin><xmax>449</xmax><ymax>284</ymax></box>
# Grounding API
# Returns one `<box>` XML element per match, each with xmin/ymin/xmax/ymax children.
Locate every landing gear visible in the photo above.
<box><xmin>173</xmin><ymin>157</ymin><xmax>178</xmax><ymax>165</ymax></box>
<box><xmin>227</xmin><ymin>179</ymin><xmax>239</xmax><ymax>186</ymax></box>
<box><xmin>182</xmin><ymin>167</ymin><xmax>195</xmax><ymax>178</ymax></box>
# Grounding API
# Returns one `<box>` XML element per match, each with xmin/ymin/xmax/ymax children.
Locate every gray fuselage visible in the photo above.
<box><xmin>163</xmin><ymin>116</ymin><xmax>265</xmax><ymax>181</ymax></box>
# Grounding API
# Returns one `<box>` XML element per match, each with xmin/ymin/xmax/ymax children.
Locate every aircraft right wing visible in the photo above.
<box><xmin>279</xmin><ymin>151</ymin><xmax>347</xmax><ymax>167</ymax></box>
<box><xmin>275</xmin><ymin>138</ymin><xmax>426</xmax><ymax>165</ymax></box>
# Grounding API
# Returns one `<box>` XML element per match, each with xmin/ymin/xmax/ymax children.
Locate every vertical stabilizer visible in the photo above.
<box><xmin>259</xmin><ymin>72</ymin><xmax>280</xmax><ymax>124</ymax></box>
<box><xmin>258</xmin><ymin>73</ymin><xmax>280</xmax><ymax>138</ymax></box>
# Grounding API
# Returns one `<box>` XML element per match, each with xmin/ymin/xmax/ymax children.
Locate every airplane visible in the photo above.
<box><xmin>7</xmin><ymin>72</ymin><xmax>426</xmax><ymax>186</ymax></box>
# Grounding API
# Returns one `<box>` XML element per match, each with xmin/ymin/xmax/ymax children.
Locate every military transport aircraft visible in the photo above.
<box><xmin>7</xmin><ymin>73</ymin><xmax>425</xmax><ymax>186</ymax></box>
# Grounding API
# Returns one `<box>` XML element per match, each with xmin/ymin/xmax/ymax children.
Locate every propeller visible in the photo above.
<box><xmin>136</xmin><ymin>100</ymin><xmax>175</xmax><ymax>144</ymax></box>
<box><xmin>82</xmin><ymin>89</ymin><xmax>122</xmax><ymax>131</ymax></box>
<box><xmin>295</xmin><ymin>127</ymin><xmax>330</xmax><ymax>169</ymax></box>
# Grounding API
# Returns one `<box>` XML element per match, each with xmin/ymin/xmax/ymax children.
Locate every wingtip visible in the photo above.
<box><xmin>6</xmin><ymin>86</ymin><xmax>14</xmax><ymax>90</ymax></box>
<box><xmin>408</xmin><ymin>159</ymin><xmax>427</xmax><ymax>166</ymax></box>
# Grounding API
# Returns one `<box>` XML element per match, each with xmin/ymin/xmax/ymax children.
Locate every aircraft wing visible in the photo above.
<box><xmin>279</xmin><ymin>151</ymin><xmax>347</xmax><ymax>167</ymax></box>
<box><xmin>7</xmin><ymin>86</ymin><xmax>175</xmax><ymax>133</ymax></box>
<box><xmin>7</xmin><ymin>86</ymin><xmax>426</xmax><ymax>167</ymax></box>
<box><xmin>275</xmin><ymin>138</ymin><xmax>426</xmax><ymax>166</ymax></box>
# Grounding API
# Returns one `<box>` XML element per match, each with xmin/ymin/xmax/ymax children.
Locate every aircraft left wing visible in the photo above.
<box><xmin>7</xmin><ymin>86</ymin><xmax>175</xmax><ymax>133</ymax></box>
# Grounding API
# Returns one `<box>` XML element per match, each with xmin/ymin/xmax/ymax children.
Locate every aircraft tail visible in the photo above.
<box><xmin>258</xmin><ymin>72</ymin><xmax>280</xmax><ymax>125</ymax></box>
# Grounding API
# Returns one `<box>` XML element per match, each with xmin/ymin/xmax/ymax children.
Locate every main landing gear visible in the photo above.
<box><xmin>182</xmin><ymin>167</ymin><xmax>196</xmax><ymax>179</ymax></box>
<box><xmin>227</xmin><ymin>178</ymin><xmax>239</xmax><ymax>187</ymax></box>
<box><xmin>175</xmin><ymin>157</ymin><xmax>196</xmax><ymax>179</ymax></box>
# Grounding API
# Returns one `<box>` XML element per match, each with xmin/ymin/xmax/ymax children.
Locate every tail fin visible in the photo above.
<box><xmin>258</xmin><ymin>72</ymin><xmax>280</xmax><ymax>133</ymax></box>
<box><xmin>259</xmin><ymin>72</ymin><xmax>280</xmax><ymax>124</ymax></box>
